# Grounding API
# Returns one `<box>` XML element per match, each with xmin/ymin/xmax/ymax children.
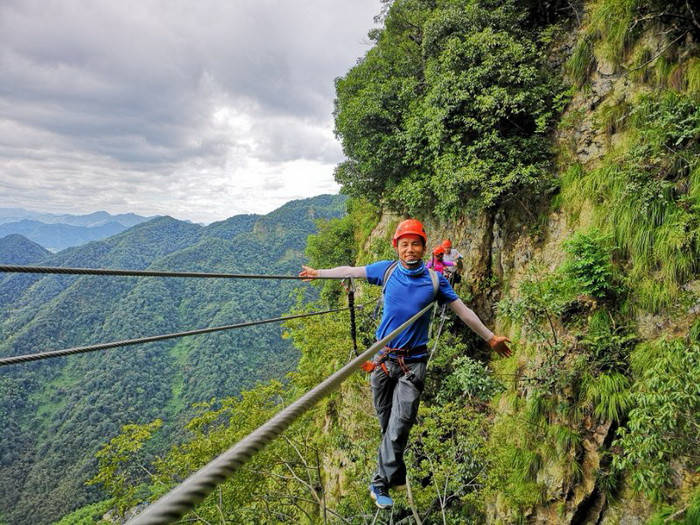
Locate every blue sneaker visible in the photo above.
<box><xmin>369</xmin><ymin>484</ymin><xmax>393</xmax><ymax>509</ymax></box>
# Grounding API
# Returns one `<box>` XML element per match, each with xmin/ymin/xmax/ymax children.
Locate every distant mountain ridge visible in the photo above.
<box><xmin>0</xmin><ymin>209</ymin><xmax>157</xmax><ymax>251</ymax></box>
<box><xmin>0</xmin><ymin>193</ymin><xmax>347</xmax><ymax>524</ymax></box>
<box><xmin>0</xmin><ymin>219</ymin><xmax>130</xmax><ymax>252</ymax></box>
<box><xmin>0</xmin><ymin>208</ymin><xmax>155</xmax><ymax>227</ymax></box>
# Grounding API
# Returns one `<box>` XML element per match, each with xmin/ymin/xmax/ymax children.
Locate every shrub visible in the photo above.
<box><xmin>613</xmin><ymin>338</ymin><xmax>700</xmax><ymax>500</ymax></box>
<box><xmin>562</xmin><ymin>229</ymin><xmax>616</xmax><ymax>300</ymax></box>
<box><xmin>437</xmin><ymin>356</ymin><xmax>505</xmax><ymax>403</ymax></box>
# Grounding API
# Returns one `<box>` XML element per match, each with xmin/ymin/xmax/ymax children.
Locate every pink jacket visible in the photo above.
<box><xmin>426</xmin><ymin>258</ymin><xmax>454</xmax><ymax>275</ymax></box>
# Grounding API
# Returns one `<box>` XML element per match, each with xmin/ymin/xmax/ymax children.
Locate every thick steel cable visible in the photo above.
<box><xmin>128</xmin><ymin>302</ymin><xmax>435</xmax><ymax>525</ymax></box>
<box><xmin>0</xmin><ymin>307</ymin><xmax>359</xmax><ymax>367</ymax></box>
<box><xmin>0</xmin><ymin>265</ymin><xmax>340</xmax><ymax>280</ymax></box>
<box><xmin>346</xmin><ymin>279</ymin><xmax>358</xmax><ymax>356</ymax></box>
<box><xmin>427</xmin><ymin>303</ymin><xmax>448</xmax><ymax>366</ymax></box>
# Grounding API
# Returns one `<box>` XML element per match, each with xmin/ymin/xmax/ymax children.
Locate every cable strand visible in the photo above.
<box><xmin>0</xmin><ymin>265</ymin><xmax>342</xmax><ymax>280</ymax></box>
<box><xmin>0</xmin><ymin>306</ymin><xmax>363</xmax><ymax>367</ymax></box>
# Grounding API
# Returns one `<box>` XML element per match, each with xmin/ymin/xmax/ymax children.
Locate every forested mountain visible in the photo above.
<box><xmin>0</xmin><ymin>194</ymin><xmax>346</xmax><ymax>524</ymax></box>
<box><xmin>57</xmin><ymin>1</ymin><xmax>700</xmax><ymax>524</ymax></box>
<box><xmin>0</xmin><ymin>234</ymin><xmax>50</xmax><ymax>264</ymax></box>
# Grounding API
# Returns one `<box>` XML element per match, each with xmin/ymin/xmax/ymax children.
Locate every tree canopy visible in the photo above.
<box><xmin>334</xmin><ymin>0</ymin><xmax>565</xmax><ymax>218</ymax></box>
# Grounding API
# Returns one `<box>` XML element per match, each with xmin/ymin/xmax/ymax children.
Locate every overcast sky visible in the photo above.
<box><xmin>0</xmin><ymin>1</ymin><xmax>380</xmax><ymax>223</ymax></box>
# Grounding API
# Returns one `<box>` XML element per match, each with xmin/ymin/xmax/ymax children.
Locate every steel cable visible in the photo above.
<box><xmin>0</xmin><ymin>264</ymin><xmax>341</xmax><ymax>280</ymax></box>
<box><xmin>346</xmin><ymin>279</ymin><xmax>358</xmax><ymax>356</ymax></box>
<box><xmin>427</xmin><ymin>303</ymin><xmax>448</xmax><ymax>366</ymax></box>
<box><xmin>127</xmin><ymin>302</ymin><xmax>435</xmax><ymax>525</ymax></box>
<box><xmin>0</xmin><ymin>306</ymin><xmax>362</xmax><ymax>367</ymax></box>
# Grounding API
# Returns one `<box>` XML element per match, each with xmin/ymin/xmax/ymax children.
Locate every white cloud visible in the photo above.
<box><xmin>0</xmin><ymin>0</ymin><xmax>378</xmax><ymax>223</ymax></box>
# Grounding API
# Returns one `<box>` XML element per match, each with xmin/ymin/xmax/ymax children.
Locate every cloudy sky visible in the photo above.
<box><xmin>0</xmin><ymin>1</ymin><xmax>380</xmax><ymax>223</ymax></box>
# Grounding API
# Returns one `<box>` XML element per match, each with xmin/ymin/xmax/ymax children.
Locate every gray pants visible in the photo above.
<box><xmin>370</xmin><ymin>359</ymin><xmax>427</xmax><ymax>489</ymax></box>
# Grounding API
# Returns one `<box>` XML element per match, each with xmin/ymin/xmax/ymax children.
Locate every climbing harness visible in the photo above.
<box><xmin>361</xmin><ymin>344</ymin><xmax>428</xmax><ymax>374</ymax></box>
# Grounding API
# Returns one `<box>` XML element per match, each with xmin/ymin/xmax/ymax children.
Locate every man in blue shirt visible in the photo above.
<box><xmin>300</xmin><ymin>218</ymin><xmax>511</xmax><ymax>509</ymax></box>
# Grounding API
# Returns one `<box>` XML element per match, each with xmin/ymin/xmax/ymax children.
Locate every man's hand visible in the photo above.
<box><xmin>299</xmin><ymin>265</ymin><xmax>319</xmax><ymax>282</ymax></box>
<box><xmin>488</xmin><ymin>335</ymin><xmax>512</xmax><ymax>357</ymax></box>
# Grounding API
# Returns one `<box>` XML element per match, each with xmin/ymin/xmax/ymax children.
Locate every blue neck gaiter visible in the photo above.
<box><xmin>396</xmin><ymin>260</ymin><xmax>426</xmax><ymax>277</ymax></box>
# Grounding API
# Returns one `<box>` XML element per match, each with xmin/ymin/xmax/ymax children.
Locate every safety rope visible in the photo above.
<box><xmin>427</xmin><ymin>303</ymin><xmax>448</xmax><ymax>366</ymax></box>
<box><xmin>0</xmin><ymin>307</ymin><xmax>361</xmax><ymax>367</ymax></box>
<box><xmin>127</xmin><ymin>302</ymin><xmax>435</xmax><ymax>525</ymax></box>
<box><xmin>345</xmin><ymin>278</ymin><xmax>358</xmax><ymax>356</ymax></box>
<box><xmin>0</xmin><ymin>264</ymin><xmax>341</xmax><ymax>280</ymax></box>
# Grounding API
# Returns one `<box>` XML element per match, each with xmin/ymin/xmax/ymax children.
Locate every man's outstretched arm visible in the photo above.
<box><xmin>299</xmin><ymin>265</ymin><xmax>367</xmax><ymax>280</ymax></box>
<box><xmin>448</xmin><ymin>299</ymin><xmax>512</xmax><ymax>357</ymax></box>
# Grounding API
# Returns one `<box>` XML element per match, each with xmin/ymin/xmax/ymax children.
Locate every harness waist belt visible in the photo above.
<box><xmin>381</xmin><ymin>345</ymin><xmax>428</xmax><ymax>360</ymax></box>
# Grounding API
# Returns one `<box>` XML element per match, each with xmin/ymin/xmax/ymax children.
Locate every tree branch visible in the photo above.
<box><xmin>687</xmin><ymin>0</ymin><xmax>700</xmax><ymax>30</ymax></box>
<box><xmin>624</xmin><ymin>31</ymin><xmax>688</xmax><ymax>72</ymax></box>
<box><xmin>405</xmin><ymin>474</ymin><xmax>423</xmax><ymax>525</ymax></box>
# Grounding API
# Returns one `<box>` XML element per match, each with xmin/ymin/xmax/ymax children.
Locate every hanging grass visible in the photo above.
<box><xmin>561</xmin><ymin>90</ymin><xmax>700</xmax><ymax>312</ymax></box>
<box><xmin>587</xmin><ymin>0</ymin><xmax>640</xmax><ymax>66</ymax></box>
<box><xmin>582</xmin><ymin>371</ymin><xmax>631</xmax><ymax>422</ymax></box>
<box><xmin>568</xmin><ymin>33</ymin><xmax>597</xmax><ymax>88</ymax></box>
<box><xmin>596</xmin><ymin>98</ymin><xmax>631</xmax><ymax>136</ymax></box>
<box><xmin>687</xmin><ymin>57</ymin><xmax>700</xmax><ymax>98</ymax></box>
<box><xmin>567</xmin><ymin>0</ymin><xmax>698</xmax><ymax>97</ymax></box>
<box><xmin>566</xmin><ymin>0</ymin><xmax>641</xmax><ymax>86</ymax></box>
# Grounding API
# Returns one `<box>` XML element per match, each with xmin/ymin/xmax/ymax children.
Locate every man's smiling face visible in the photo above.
<box><xmin>396</xmin><ymin>234</ymin><xmax>425</xmax><ymax>269</ymax></box>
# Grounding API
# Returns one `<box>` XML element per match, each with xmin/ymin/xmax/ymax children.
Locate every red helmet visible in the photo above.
<box><xmin>432</xmin><ymin>246</ymin><xmax>445</xmax><ymax>256</ymax></box>
<box><xmin>392</xmin><ymin>219</ymin><xmax>427</xmax><ymax>247</ymax></box>
<box><xmin>441</xmin><ymin>239</ymin><xmax>452</xmax><ymax>250</ymax></box>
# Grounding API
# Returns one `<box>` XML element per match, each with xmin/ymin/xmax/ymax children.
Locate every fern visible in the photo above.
<box><xmin>582</xmin><ymin>372</ymin><xmax>631</xmax><ymax>422</ymax></box>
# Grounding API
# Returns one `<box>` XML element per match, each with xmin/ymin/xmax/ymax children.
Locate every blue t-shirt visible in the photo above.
<box><xmin>366</xmin><ymin>260</ymin><xmax>458</xmax><ymax>351</ymax></box>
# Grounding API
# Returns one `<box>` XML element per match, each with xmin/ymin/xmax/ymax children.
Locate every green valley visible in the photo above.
<box><xmin>0</xmin><ymin>194</ymin><xmax>346</xmax><ymax>524</ymax></box>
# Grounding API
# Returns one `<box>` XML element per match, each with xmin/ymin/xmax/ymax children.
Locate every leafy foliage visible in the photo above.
<box><xmin>437</xmin><ymin>355</ymin><xmax>505</xmax><ymax>404</ymax></box>
<box><xmin>406</xmin><ymin>404</ymin><xmax>489</xmax><ymax>521</ymax></box>
<box><xmin>52</xmin><ymin>498</ymin><xmax>114</xmax><ymax>525</ymax></box>
<box><xmin>334</xmin><ymin>0</ymin><xmax>564</xmax><ymax>218</ymax></box>
<box><xmin>87</xmin><ymin>419</ymin><xmax>163</xmax><ymax>517</ymax></box>
<box><xmin>562</xmin><ymin>229</ymin><xmax>616</xmax><ymax>300</ymax></box>
<box><xmin>613</xmin><ymin>337</ymin><xmax>700</xmax><ymax>500</ymax></box>
<box><xmin>498</xmin><ymin>263</ymin><xmax>575</xmax><ymax>347</ymax></box>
